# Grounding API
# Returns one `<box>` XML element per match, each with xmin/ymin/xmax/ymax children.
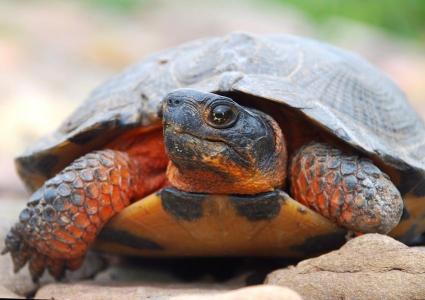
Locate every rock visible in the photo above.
<box><xmin>36</xmin><ymin>282</ymin><xmax>237</xmax><ymax>300</ymax></box>
<box><xmin>413</xmin><ymin>246</ymin><xmax>425</xmax><ymax>252</ymax></box>
<box><xmin>92</xmin><ymin>260</ymin><xmax>188</xmax><ymax>284</ymax></box>
<box><xmin>0</xmin><ymin>251</ymin><xmax>39</xmax><ymax>297</ymax></box>
<box><xmin>266</xmin><ymin>234</ymin><xmax>425</xmax><ymax>300</ymax></box>
<box><xmin>170</xmin><ymin>285</ymin><xmax>302</xmax><ymax>300</ymax></box>
<box><xmin>36</xmin><ymin>258</ymin><xmax>250</xmax><ymax>299</ymax></box>
<box><xmin>0</xmin><ymin>285</ymin><xmax>20</xmax><ymax>299</ymax></box>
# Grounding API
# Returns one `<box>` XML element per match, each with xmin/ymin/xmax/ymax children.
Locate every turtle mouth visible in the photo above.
<box><xmin>163</xmin><ymin>124</ymin><xmax>249</xmax><ymax>166</ymax></box>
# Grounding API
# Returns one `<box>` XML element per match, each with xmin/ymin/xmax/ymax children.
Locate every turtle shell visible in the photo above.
<box><xmin>17</xmin><ymin>32</ymin><xmax>425</xmax><ymax>248</ymax></box>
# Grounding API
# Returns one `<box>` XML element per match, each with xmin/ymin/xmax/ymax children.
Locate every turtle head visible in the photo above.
<box><xmin>162</xmin><ymin>89</ymin><xmax>287</xmax><ymax>194</ymax></box>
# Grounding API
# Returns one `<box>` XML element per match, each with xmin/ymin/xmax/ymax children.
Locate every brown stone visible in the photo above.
<box><xmin>170</xmin><ymin>285</ymin><xmax>302</xmax><ymax>300</ymax></box>
<box><xmin>35</xmin><ymin>260</ymin><xmax>249</xmax><ymax>299</ymax></box>
<box><xmin>36</xmin><ymin>282</ymin><xmax>237</xmax><ymax>300</ymax></box>
<box><xmin>0</xmin><ymin>285</ymin><xmax>20</xmax><ymax>299</ymax></box>
<box><xmin>266</xmin><ymin>234</ymin><xmax>425</xmax><ymax>300</ymax></box>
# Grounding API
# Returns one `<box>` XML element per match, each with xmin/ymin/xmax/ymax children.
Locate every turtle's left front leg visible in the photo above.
<box><xmin>2</xmin><ymin>150</ymin><xmax>166</xmax><ymax>282</ymax></box>
<box><xmin>290</xmin><ymin>142</ymin><xmax>403</xmax><ymax>234</ymax></box>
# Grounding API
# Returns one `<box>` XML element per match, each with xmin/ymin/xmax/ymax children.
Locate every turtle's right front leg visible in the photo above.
<box><xmin>3</xmin><ymin>150</ymin><xmax>166</xmax><ymax>282</ymax></box>
<box><xmin>290</xmin><ymin>142</ymin><xmax>403</xmax><ymax>234</ymax></box>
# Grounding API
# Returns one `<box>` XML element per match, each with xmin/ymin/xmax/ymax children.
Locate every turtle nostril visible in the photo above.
<box><xmin>167</xmin><ymin>98</ymin><xmax>182</xmax><ymax>107</ymax></box>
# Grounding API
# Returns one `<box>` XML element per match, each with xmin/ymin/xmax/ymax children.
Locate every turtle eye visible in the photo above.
<box><xmin>207</xmin><ymin>104</ymin><xmax>239</xmax><ymax>128</ymax></box>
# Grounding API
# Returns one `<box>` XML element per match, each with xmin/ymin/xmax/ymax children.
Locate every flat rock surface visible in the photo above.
<box><xmin>266</xmin><ymin>234</ymin><xmax>425</xmax><ymax>300</ymax></box>
<box><xmin>36</xmin><ymin>282</ymin><xmax>238</xmax><ymax>300</ymax></box>
<box><xmin>36</xmin><ymin>255</ymin><xmax>251</xmax><ymax>300</ymax></box>
<box><xmin>170</xmin><ymin>286</ymin><xmax>302</xmax><ymax>300</ymax></box>
<box><xmin>0</xmin><ymin>285</ymin><xmax>20</xmax><ymax>299</ymax></box>
<box><xmin>36</xmin><ymin>283</ymin><xmax>302</xmax><ymax>300</ymax></box>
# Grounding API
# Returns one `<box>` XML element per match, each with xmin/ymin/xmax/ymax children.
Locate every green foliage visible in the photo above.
<box><xmin>84</xmin><ymin>0</ymin><xmax>144</xmax><ymax>12</ymax></box>
<box><xmin>273</xmin><ymin>0</ymin><xmax>425</xmax><ymax>39</ymax></box>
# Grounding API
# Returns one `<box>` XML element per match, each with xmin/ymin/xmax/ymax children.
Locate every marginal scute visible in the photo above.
<box><xmin>161</xmin><ymin>188</ymin><xmax>206</xmax><ymax>221</ymax></box>
<box><xmin>34</xmin><ymin>154</ymin><xmax>59</xmax><ymax>179</ymax></box>
<box><xmin>290</xmin><ymin>231</ymin><xmax>347</xmax><ymax>256</ymax></box>
<box><xmin>98</xmin><ymin>228</ymin><xmax>164</xmax><ymax>250</ymax></box>
<box><xmin>229</xmin><ymin>191</ymin><xmax>283</xmax><ymax>221</ymax></box>
<box><xmin>69</xmin><ymin>128</ymin><xmax>106</xmax><ymax>145</ymax></box>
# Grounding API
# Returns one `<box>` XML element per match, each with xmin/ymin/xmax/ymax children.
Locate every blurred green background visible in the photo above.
<box><xmin>85</xmin><ymin>0</ymin><xmax>425</xmax><ymax>40</ymax></box>
<box><xmin>276</xmin><ymin>0</ymin><xmax>425</xmax><ymax>40</ymax></box>
<box><xmin>0</xmin><ymin>0</ymin><xmax>424</xmax><ymax>199</ymax></box>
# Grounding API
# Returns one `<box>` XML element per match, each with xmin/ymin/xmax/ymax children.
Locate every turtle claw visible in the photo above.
<box><xmin>26</xmin><ymin>251</ymin><xmax>77</xmax><ymax>282</ymax></box>
<box><xmin>2</xmin><ymin>223</ymin><xmax>72</xmax><ymax>282</ymax></box>
<box><xmin>3</xmin><ymin>225</ymin><xmax>35</xmax><ymax>279</ymax></box>
<box><xmin>11</xmin><ymin>249</ymin><xmax>30</xmax><ymax>273</ymax></box>
<box><xmin>3</xmin><ymin>224</ymin><xmax>30</xmax><ymax>273</ymax></box>
<box><xmin>46</xmin><ymin>258</ymin><xmax>67</xmax><ymax>281</ymax></box>
<box><xmin>7</xmin><ymin>243</ymin><xmax>73</xmax><ymax>282</ymax></box>
<box><xmin>3</xmin><ymin>224</ymin><xmax>23</xmax><ymax>254</ymax></box>
<box><xmin>28</xmin><ymin>251</ymin><xmax>47</xmax><ymax>282</ymax></box>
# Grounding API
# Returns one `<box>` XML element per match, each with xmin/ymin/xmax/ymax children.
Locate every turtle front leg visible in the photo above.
<box><xmin>290</xmin><ymin>142</ymin><xmax>403</xmax><ymax>234</ymax></box>
<box><xmin>2</xmin><ymin>150</ymin><xmax>166</xmax><ymax>282</ymax></box>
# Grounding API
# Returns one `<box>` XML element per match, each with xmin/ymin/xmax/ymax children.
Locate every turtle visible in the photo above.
<box><xmin>3</xmin><ymin>32</ymin><xmax>425</xmax><ymax>282</ymax></box>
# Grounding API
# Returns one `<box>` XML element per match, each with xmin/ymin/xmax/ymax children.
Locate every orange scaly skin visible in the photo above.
<box><xmin>290</xmin><ymin>142</ymin><xmax>403</xmax><ymax>234</ymax></box>
<box><xmin>3</xmin><ymin>150</ymin><xmax>167</xmax><ymax>281</ymax></box>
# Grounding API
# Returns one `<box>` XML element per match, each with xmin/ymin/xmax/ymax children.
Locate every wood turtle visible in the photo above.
<box><xmin>4</xmin><ymin>33</ymin><xmax>425</xmax><ymax>282</ymax></box>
